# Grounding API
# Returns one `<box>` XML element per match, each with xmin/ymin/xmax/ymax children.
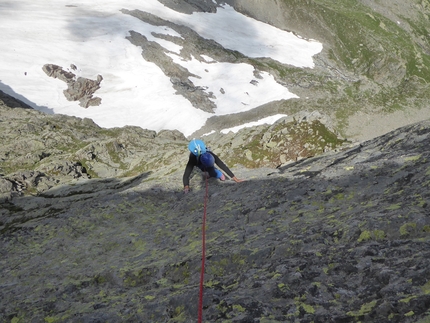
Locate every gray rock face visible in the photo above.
<box><xmin>0</xmin><ymin>88</ymin><xmax>34</xmax><ymax>110</ymax></box>
<box><xmin>1</xmin><ymin>92</ymin><xmax>430</xmax><ymax>322</ymax></box>
<box><xmin>0</xmin><ymin>178</ymin><xmax>13</xmax><ymax>203</ymax></box>
<box><xmin>157</xmin><ymin>0</ymin><xmax>219</xmax><ymax>13</ymax></box>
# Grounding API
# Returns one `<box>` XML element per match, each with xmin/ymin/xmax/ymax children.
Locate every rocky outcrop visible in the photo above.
<box><xmin>0</xmin><ymin>90</ymin><xmax>348</xmax><ymax>201</ymax></box>
<box><xmin>0</xmin><ymin>88</ymin><xmax>34</xmax><ymax>110</ymax></box>
<box><xmin>157</xmin><ymin>0</ymin><xmax>219</xmax><ymax>13</ymax></box>
<box><xmin>0</xmin><ymin>93</ymin><xmax>190</xmax><ymax>200</ymax></box>
<box><xmin>42</xmin><ymin>64</ymin><xmax>103</xmax><ymax>108</ymax></box>
<box><xmin>122</xmin><ymin>9</ymin><xmax>246</xmax><ymax>114</ymax></box>
<box><xmin>206</xmin><ymin>110</ymin><xmax>348</xmax><ymax>169</ymax></box>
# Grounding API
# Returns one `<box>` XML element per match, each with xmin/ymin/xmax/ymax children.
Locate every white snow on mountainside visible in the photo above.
<box><xmin>0</xmin><ymin>0</ymin><xmax>322</xmax><ymax>137</ymax></box>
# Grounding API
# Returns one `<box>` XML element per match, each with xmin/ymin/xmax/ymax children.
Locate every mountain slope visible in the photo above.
<box><xmin>2</xmin><ymin>1</ymin><xmax>430</xmax><ymax>322</ymax></box>
<box><xmin>0</xmin><ymin>89</ymin><xmax>347</xmax><ymax>200</ymax></box>
<box><xmin>1</xmin><ymin>106</ymin><xmax>430</xmax><ymax>322</ymax></box>
<box><xmin>218</xmin><ymin>0</ymin><xmax>430</xmax><ymax>141</ymax></box>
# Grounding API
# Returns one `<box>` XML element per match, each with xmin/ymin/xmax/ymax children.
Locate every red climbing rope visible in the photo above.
<box><xmin>198</xmin><ymin>173</ymin><xmax>209</xmax><ymax>323</ymax></box>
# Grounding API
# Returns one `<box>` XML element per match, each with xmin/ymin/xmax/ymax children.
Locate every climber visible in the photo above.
<box><xmin>183</xmin><ymin>139</ymin><xmax>244</xmax><ymax>193</ymax></box>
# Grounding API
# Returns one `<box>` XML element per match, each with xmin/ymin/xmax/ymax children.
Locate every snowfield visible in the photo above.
<box><xmin>0</xmin><ymin>0</ymin><xmax>322</xmax><ymax>136</ymax></box>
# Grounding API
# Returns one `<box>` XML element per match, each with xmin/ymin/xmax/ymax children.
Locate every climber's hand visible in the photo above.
<box><xmin>232</xmin><ymin>176</ymin><xmax>245</xmax><ymax>183</ymax></box>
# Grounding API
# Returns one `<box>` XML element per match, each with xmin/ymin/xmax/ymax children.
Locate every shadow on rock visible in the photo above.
<box><xmin>1</xmin><ymin>121</ymin><xmax>430</xmax><ymax>323</ymax></box>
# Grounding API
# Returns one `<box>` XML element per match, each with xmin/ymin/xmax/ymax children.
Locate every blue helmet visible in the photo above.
<box><xmin>200</xmin><ymin>152</ymin><xmax>215</xmax><ymax>168</ymax></box>
<box><xmin>188</xmin><ymin>139</ymin><xmax>206</xmax><ymax>156</ymax></box>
